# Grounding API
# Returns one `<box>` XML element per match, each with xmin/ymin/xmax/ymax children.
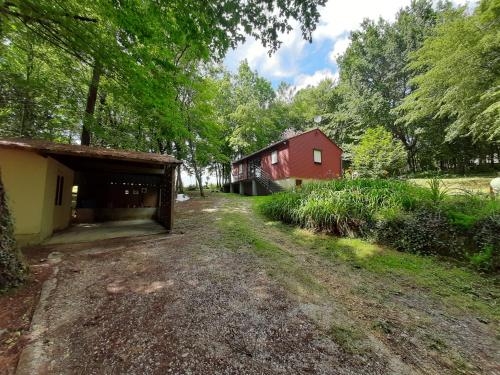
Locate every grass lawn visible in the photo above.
<box><xmin>225</xmin><ymin>194</ymin><xmax>499</xmax><ymax>320</ymax></box>
<box><xmin>410</xmin><ymin>176</ymin><xmax>495</xmax><ymax>194</ymax></box>
<box><xmin>216</xmin><ymin>193</ymin><xmax>499</xmax><ymax>373</ymax></box>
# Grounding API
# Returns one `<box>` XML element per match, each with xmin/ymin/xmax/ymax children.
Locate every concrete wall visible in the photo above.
<box><xmin>0</xmin><ymin>149</ymin><xmax>48</xmax><ymax>245</ymax></box>
<box><xmin>74</xmin><ymin>208</ymin><xmax>157</xmax><ymax>222</ymax></box>
<box><xmin>0</xmin><ymin>149</ymin><xmax>74</xmax><ymax>245</ymax></box>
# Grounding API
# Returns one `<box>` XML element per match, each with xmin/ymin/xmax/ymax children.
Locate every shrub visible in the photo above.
<box><xmin>0</xmin><ymin>173</ymin><xmax>25</xmax><ymax>291</ymax></box>
<box><xmin>470</xmin><ymin>215</ymin><xmax>500</xmax><ymax>272</ymax></box>
<box><xmin>352</xmin><ymin>127</ymin><xmax>407</xmax><ymax>178</ymax></box>
<box><xmin>375</xmin><ymin>208</ymin><xmax>463</xmax><ymax>257</ymax></box>
<box><xmin>261</xmin><ymin>179</ymin><xmax>426</xmax><ymax>236</ymax></box>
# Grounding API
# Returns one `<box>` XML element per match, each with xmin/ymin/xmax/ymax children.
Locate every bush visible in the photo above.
<box><xmin>375</xmin><ymin>208</ymin><xmax>463</xmax><ymax>256</ymax></box>
<box><xmin>470</xmin><ymin>215</ymin><xmax>500</xmax><ymax>272</ymax></box>
<box><xmin>261</xmin><ymin>179</ymin><xmax>426</xmax><ymax>236</ymax></box>
<box><xmin>352</xmin><ymin>127</ymin><xmax>407</xmax><ymax>178</ymax></box>
<box><xmin>0</xmin><ymin>174</ymin><xmax>25</xmax><ymax>291</ymax></box>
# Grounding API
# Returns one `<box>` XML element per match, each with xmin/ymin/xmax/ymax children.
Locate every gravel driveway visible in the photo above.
<box><xmin>15</xmin><ymin>194</ymin><xmax>499</xmax><ymax>375</ymax></box>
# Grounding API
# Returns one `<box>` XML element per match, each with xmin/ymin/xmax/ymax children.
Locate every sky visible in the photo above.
<box><xmin>224</xmin><ymin>0</ymin><xmax>468</xmax><ymax>90</ymax></box>
<box><xmin>182</xmin><ymin>0</ymin><xmax>468</xmax><ymax>186</ymax></box>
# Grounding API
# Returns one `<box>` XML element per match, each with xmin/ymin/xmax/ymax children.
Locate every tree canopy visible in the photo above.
<box><xmin>0</xmin><ymin>0</ymin><xmax>498</xmax><ymax>188</ymax></box>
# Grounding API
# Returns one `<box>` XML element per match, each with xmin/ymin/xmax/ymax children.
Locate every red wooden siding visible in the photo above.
<box><xmin>231</xmin><ymin>128</ymin><xmax>342</xmax><ymax>182</ymax></box>
<box><xmin>260</xmin><ymin>143</ymin><xmax>290</xmax><ymax>179</ymax></box>
<box><xmin>288</xmin><ymin>129</ymin><xmax>342</xmax><ymax>179</ymax></box>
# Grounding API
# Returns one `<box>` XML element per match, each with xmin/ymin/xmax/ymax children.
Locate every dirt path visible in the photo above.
<box><xmin>13</xmin><ymin>194</ymin><xmax>499</xmax><ymax>374</ymax></box>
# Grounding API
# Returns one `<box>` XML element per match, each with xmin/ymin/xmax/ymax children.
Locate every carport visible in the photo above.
<box><xmin>0</xmin><ymin>139</ymin><xmax>181</xmax><ymax>245</ymax></box>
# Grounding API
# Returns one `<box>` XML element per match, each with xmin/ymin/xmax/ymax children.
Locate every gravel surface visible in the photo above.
<box><xmin>15</xmin><ymin>194</ymin><xmax>499</xmax><ymax>375</ymax></box>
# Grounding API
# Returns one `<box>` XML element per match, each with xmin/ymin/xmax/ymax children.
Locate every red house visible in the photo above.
<box><xmin>229</xmin><ymin>128</ymin><xmax>342</xmax><ymax>195</ymax></box>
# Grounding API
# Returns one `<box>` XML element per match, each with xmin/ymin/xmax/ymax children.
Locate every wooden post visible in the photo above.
<box><xmin>158</xmin><ymin>164</ymin><xmax>176</xmax><ymax>230</ymax></box>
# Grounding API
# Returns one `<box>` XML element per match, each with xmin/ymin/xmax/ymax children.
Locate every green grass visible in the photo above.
<box><xmin>273</xmin><ymin>222</ymin><xmax>499</xmax><ymax>320</ymax></box>
<box><xmin>410</xmin><ymin>177</ymin><xmax>494</xmax><ymax>194</ymax></box>
<box><xmin>226</xmin><ymin>194</ymin><xmax>499</xmax><ymax>320</ymax></box>
<box><xmin>327</xmin><ymin>324</ymin><xmax>368</xmax><ymax>354</ymax></box>
<box><xmin>217</xmin><ymin>208</ymin><xmax>325</xmax><ymax>298</ymax></box>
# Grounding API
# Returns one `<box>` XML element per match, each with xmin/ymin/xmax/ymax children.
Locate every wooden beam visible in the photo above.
<box><xmin>157</xmin><ymin>164</ymin><xmax>176</xmax><ymax>230</ymax></box>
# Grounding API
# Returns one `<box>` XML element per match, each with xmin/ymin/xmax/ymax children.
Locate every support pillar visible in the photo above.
<box><xmin>239</xmin><ymin>181</ymin><xmax>244</xmax><ymax>195</ymax></box>
<box><xmin>252</xmin><ymin>179</ymin><xmax>258</xmax><ymax>196</ymax></box>
<box><xmin>158</xmin><ymin>164</ymin><xmax>176</xmax><ymax>230</ymax></box>
<box><xmin>230</xmin><ymin>183</ymin><xmax>234</xmax><ymax>193</ymax></box>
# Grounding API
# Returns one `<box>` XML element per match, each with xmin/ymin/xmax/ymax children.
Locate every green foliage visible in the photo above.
<box><xmin>0</xmin><ymin>173</ymin><xmax>25</xmax><ymax>291</ymax></box>
<box><xmin>375</xmin><ymin>208</ymin><xmax>463</xmax><ymax>257</ymax></box>
<box><xmin>352</xmin><ymin>127</ymin><xmax>407</xmax><ymax>178</ymax></box>
<box><xmin>261</xmin><ymin>179</ymin><xmax>423</xmax><ymax>236</ymax></box>
<box><xmin>260</xmin><ymin>178</ymin><xmax>500</xmax><ymax>272</ymax></box>
<box><xmin>427</xmin><ymin>177</ymin><xmax>448</xmax><ymax>203</ymax></box>
<box><xmin>399</xmin><ymin>0</ymin><xmax>500</xmax><ymax>143</ymax></box>
<box><xmin>470</xmin><ymin>215</ymin><xmax>500</xmax><ymax>272</ymax></box>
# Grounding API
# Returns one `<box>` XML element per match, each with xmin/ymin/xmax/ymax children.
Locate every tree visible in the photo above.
<box><xmin>1</xmin><ymin>0</ymin><xmax>328</xmax><ymax>145</ymax></box>
<box><xmin>338</xmin><ymin>0</ymin><xmax>447</xmax><ymax>170</ymax></box>
<box><xmin>352</xmin><ymin>126</ymin><xmax>407</xmax><ymax>178</ymax></box>
<box><xmin>180</xmin><ymin>75</ymin><xmax>225</xmax><ymax>197</ymax></box>
<box><xmin>398</xmin><ymin>0</ymin><xmax>500</xmax><ymax>144</ymax></box>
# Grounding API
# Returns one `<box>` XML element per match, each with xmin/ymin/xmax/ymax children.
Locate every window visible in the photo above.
<box><xmin>238</xmin><ymin>163</ymin><xmax>243</xmax><ymax>174</ymax></box>
<box><xmin>55</xmin><ymin>175</ymin><xmax>64</xmax><ymax>206</ymax></box>
<box><xmin>271</xmin><ymin>150</ymin><xmax>278</xmax><ymax>164</ymax></box>
<box><xmin>313</xmin><ymin>149</ymin><xmax>322</xmax><ymax>164</ymax></box>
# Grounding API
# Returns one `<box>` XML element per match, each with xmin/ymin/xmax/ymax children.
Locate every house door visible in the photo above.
<box><xmin>249</xmin><ymin>158</ymin><xmax>261</xmax><ymax>178</ymax></box>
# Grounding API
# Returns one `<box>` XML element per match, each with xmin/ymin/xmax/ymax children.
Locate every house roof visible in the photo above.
<box><xmin>232</xmin><ymin>128</ymin><xmax>341</xmax><ymax>164</ymax></box>
<box><xmin>0</xmin><ymin>138</ymin><xmax>181</xmax><ymax>165</ymax></box>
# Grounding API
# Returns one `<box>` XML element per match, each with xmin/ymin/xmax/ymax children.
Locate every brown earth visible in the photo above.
<box><xmin>0</xmin><ymin>260</ymin><xmax>52</xmax><ymax>375</ymax></box>
<box><xmin>3</xmin><ymin>193</ymin><xmax>499</xmax><ymax>374</ymax></box>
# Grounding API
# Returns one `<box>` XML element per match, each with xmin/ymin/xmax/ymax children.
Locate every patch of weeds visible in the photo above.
<box><xmin>424</xmin><ymin>333</ymin><xmax>448</xmax><ymax>352</ymax></box>
<box><xmin>372</xmin><ymin>320</ymin><xmax>396</xmax><ymax>335</ymax></box>
<box><xmin>328</xmin><ymin>324</ymin><xmax>367</xmax><ymax>355</ymax></box>
<box><xmin>217</xmin><ymin>209</ymin><xmax>325</xmax><ymax>298</ymax></box>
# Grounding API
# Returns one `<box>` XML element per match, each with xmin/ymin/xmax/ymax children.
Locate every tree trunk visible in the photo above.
<box><xmin>20</xmin><ymin>40</ymin><xmax>35</xmax><ymax>136</ymax></box>
<box><xmin>187</xmin><ymin>140</ymin><xmax>204</xmax><ymax>197</ymax></box>
<box><xmin>81</xmin><ymin>62</ymin><xmax>102</xmax><ymax>145</ymax></box>
<box><xmin>194</xmin><ymin>167</ymin><xmax>204</xmax><ymax>197</ymax></box>
<box><xmin>176</xmin><ymin>167</ymin><xmax>184</xmax><ymax>193</ymax></box>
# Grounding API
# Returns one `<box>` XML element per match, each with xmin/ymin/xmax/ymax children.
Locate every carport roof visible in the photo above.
<box><xmin>0</xmin><ymin>138</ymin><xmax>181</xmax><ymax>165</ymax></box>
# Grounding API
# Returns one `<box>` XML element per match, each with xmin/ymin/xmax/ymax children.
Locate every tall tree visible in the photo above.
<box><xmin>338</xmin><ymin>0</ymin><xmax>446</xmax><ymax>170</ymax></box>
<box><xmin>398</xmin><ymin>0</ymin><xmax>500</xmax><ymax>144</ymax></box>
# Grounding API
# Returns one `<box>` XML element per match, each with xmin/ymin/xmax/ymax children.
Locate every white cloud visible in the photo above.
<box><xmin>224</xmin><ymin>0</ymin><xmax>470</xmax><ymax>85</ymax></box>
<box><xmin>225</xmin><ymin>20</ymin><xmax>307</xmax><ymax>78</ymax></box>
<box><xmin>328</xmin><ymin>37</ymin><xmax>350</xmax><ymax>63</ymax></box>
<box><xmin>293</xmin><ymin>69</ymin><xmax>338</xmax><ymax>91</ymax></box>
<box><xmin>313</xmin><ymin>0</ymin><xmax>412</xmax><ymax>42</ymax></box>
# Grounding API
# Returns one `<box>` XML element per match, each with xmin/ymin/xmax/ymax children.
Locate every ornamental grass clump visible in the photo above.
<box><xmin>261</xmin><ymin>179</ymin><xmax>425</xmax><ymax>236</ymax></box>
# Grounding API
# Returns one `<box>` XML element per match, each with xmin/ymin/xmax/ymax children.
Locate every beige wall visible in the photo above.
<box><xmin>45</xmin><ymin>157</ymin><xmax>74</xmax><ymax>233</ymax></box>
<box><xmin>0</xmin><ymin>149</ymin><xmax>74</xmax><ymax>245</ymax></box>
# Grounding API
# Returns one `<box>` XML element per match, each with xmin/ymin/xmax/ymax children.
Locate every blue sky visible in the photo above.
<box><xmin>224</xmin><ymin>0</ymin><xmax>468</xmax><ymax>90</ymax></box>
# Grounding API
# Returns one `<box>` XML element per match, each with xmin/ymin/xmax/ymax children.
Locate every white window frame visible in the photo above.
<box><xmin>313</xmin><ymin>149</ymin><xmax>322</xmax><ymax>164</ymax></box>
<box><xmin>271</xmin><ymin>150</ymin><xmax>278</xmax><ymax>164</ymax></box>
<box><xmin>238</xmin><ymin>163</ymin><xmax>243</xmax><ymax>174</ymax></box>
